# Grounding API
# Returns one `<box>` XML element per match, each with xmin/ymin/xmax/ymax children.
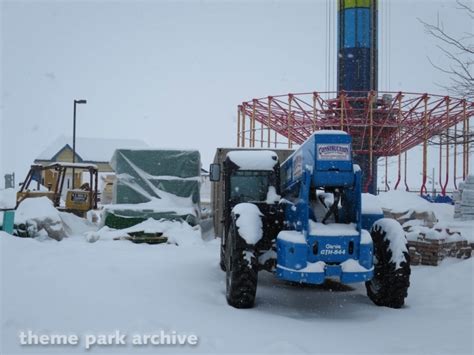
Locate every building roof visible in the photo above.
<box><xmin>36</xmin><ymin>135</ymin><xmax>149</xmax><ymax>163</ymax></box>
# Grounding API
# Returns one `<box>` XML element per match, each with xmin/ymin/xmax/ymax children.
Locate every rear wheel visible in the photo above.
<box><xmin>225</xmin><ymin>218</ymin><xmax>258</xmax><ymax>308</ymax></box>
<box><xmin>366</xmin><ymin>218</ymin><xmax>411</xmax><ymax>309</ymax></box>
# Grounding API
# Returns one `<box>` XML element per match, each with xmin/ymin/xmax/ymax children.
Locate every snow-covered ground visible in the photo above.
<box><xmin>1</xmin><ymin>189</ymin><xmax>473</xmax><ymax>354</ymax></box>
<box><xmin>1</xmin><ymin>231</ymin><xmax>473</xmax><ymax>355</ymax></box>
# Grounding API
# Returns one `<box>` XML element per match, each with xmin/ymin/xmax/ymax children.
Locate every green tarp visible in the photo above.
<box><xmin>104</xmin><ymin>149</ymin><xmax>201</xmax><ymax>228</ymax></box>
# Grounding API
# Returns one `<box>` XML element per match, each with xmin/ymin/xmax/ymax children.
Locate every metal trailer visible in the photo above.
<box><xmin>210</xmin><ymin>147</ymin><xmax>293</xmax><ymax>239</ymax></box>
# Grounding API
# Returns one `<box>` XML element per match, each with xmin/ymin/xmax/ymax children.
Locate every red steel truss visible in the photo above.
<box><xmin>236</xmin><ymin>91</ymin><xmax>473</xmax><ymax>194</ymax></box>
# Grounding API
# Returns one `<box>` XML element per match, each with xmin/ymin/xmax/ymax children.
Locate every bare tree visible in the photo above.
<box><xmin>418</xmin><ymin>1</ymin><xmax>473</xmax><ymax>100</ymax></box>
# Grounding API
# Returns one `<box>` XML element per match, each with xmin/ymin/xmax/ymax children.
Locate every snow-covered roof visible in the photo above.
<box><xmin>226</xmin><ymin>150</ymin><xmax>278</xmax><ymax>170</ymax></box>
<box><xmin>45</xmin><ymin>162</ymin><xmax>99</xmax><ymax>169</ymax></box>
<box><xmin>36</xmin><ymin>135</ymin><xmax>149</xmax><ymax>162</ymax></box>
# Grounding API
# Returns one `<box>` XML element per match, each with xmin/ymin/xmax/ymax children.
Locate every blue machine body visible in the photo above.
<box><xmin>276</xmin><ymin>131</ymin><xmax>375</xmax><ymax>284</ymax></box>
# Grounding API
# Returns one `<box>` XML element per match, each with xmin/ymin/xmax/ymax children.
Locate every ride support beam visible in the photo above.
<box><xmin>420</xmin><ymin>95</ymin><xmax>429</xmax><ymax>195</ymax></box>
<box><xmin>267</xmin><ymin>97</ymin><xmax>272</xmax><ymax>148</ymax></box>
<box><xmin>251</xmin><ymin>100</ymin><xmax>257</xmax><ymax>147</ymax></box>
<box><xmin>394</xmin><ymin>94</ymin><xmax>403</xmax><ymax>190</ymax></box>
<box><xmin>441</xmin><ymin>98</ymin><xmax>450</xmax><ymax>196</ymax></box>
<box><xmin>312</xmin><ymin>92</ymin><xmax>318</xmax><ymax>132</ymax></box>
<box><xmin>237</xmin><ymin>108</ymin><xmax>241</xmax><ymax>147</ymax></box>
<box><xmin>404</xmin><ymin>151</ymin><xmax>409</xmax><ymax>191</ymax></box>
<box><xmin>453</xmin><ymin>122</ymin><xmax>458</xmax><ymax>190</ymax></box>
<box><xmin>288</xmin><ymin>94</ymin><xmax>293</xmax><ymax>149</ymax></box>
<box><xmin>241</xmin><ymin>105</ymin><xmax>246</xmax><ymax>147</ymax></box>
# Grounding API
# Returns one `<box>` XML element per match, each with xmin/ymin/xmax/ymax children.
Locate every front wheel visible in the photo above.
<box><xmin>366</xmin><ymin>218</ymin><xmax>411</xmax><ymax>309</ymax></box>
<box><xmin>219</xmin><ymin>235</ymin><xmax>226</xmax><ymax>271</ymax></box>
<box><xmin>225</xmin><ymin>218</ymin><xmax>258</xmax><ymax>308</ymax></box>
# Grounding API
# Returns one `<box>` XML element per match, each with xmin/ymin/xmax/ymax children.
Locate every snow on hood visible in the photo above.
<box><xmin>232</xmin><ymin>203</ymin><xmax>263</xmax><ymax>245</ymax></box>
<box><xmin>309</xmin><ymin>221</ymin><xmax>359</xmax><ymax>236</ymax></box>
<box><xmin>226</xmin><ymin>150</ymin><xmax>278</xmax><ymax>170</ymax></box>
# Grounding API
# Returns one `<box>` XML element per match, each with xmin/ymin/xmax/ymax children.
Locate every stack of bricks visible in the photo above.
<box><xmin>408</xmin><ymin>246</ymin><xmax>422</xmax><ymax>265</ymax></box>
<box><xmin>407</xmin><ymin>232</ymin><xmax>472</xmax><ymax>266</ymax></box>
<box><xmin>454</xmin><ymin>175</ymin><xmax>474</xmax><ymax>220</ymax></box>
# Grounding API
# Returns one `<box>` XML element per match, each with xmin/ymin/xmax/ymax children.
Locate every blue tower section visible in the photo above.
<box><xmin>337</xmin><ymin>0</ymin><xmax>378</xmax><ymax>194</ymax></box>
<box><xmin>337</xmin><ymin>0</ymin><xmax>377</xmax><ymax>95</ymax></box>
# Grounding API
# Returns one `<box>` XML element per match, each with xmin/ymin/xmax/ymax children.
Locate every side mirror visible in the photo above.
<box><xmin>209</xmin><ymin>163</ymin><xmax>221</xmax><ymax>182</ymax></box>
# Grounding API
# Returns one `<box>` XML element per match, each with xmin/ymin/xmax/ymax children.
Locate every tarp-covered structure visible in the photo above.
<box><xmin>104</xmin><ymin>149</ymin><xmax>201</xmax><ymax>228</ymax></box>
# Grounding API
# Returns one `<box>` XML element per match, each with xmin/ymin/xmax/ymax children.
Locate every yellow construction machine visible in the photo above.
<box><xmin>16</xmin><ymin>163</ymin><xmax>99</xmax><ymax>216</ymax></box>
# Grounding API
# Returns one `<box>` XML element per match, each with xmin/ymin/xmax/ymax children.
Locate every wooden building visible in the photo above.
<box><xmin>34</xmin><ymin>136</ymin><xmax>148</xmax><ymax>190</ymax></box>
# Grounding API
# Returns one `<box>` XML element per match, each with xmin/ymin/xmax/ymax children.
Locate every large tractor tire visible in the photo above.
<box><xmin>366</xmin><ymin>218</ymin><xmax>411</xmax><ymax>309</ymax></box>
<box><xmin>225</xmin><ymin>218</ymin><xmax>258</xmax><ymax>308</ymax></box>
<box><xmin>220</xmin><ymin>236</ymin><xmax>226</xmax><ymax>271</ymax></box>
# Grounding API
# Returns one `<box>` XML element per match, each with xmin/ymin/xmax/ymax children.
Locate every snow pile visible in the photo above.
<box><xmin>378</xmin><ymin>190</ymin><xmax>453</xmax><ymax>222</ymax></box>
<box><xmin>377</xmin><ymin>190</ymin><xmax>474</xmax><ymax>241</ymax></box>
<box><xmin>15</xmin><ymin>197</ymin><xmax>61</xmax><ymax>224</ymax></box>
<box><xmin>226</xmin><ymin>150</ymin><xmax>278</xmax><ymax>170</ymax></box>
<box><xmin>59</xmin><ymin>211</ymin><xmax>97</xmax><ymax>237</ymax></box>
<box><xmin>378</xmin><ymin>191</ymin><xmax>440</xmax><ymax>229</ymax></box>
<box><xmin>378</xmin><ymin>190</ymin><xmax>433</xmax><ymax>213</ymax></box>
<box><xmin>85</xmin><ymin>218</ymin><xmax>202</xmax><ymax>246</ymax></box>
<box><xmin>0</xmin><ymin>188</ymin><xmax>16</xmax><ymax>209</ymax></box>
<box><xmin>435</xmin><ymin>219</ymin><xmax>474</xmax><ymax>242</ymax></box>
<box><xmin>14</xmin><ymin>197</ymin><xmax>65</xmax><ymax>240</ymax></box>
<box><xmin>232</xmin><ymin>203</ymin><xmax>263</xmax><ymax>244</ymax></box>
<box><xmin>361</xmin><ymin>193</ymin><xmax>383</xmax><ymax>215</ymax></box>
<box><xmin>277</xmin><ymin>230</ymin><xmax>306</xmax><ymax>244</ymax></box>
<box><xmin>295</xmin><ymin>261</ymin><xmax>326</xmax><ymax>272</ymax></box>
<box><xmin>13</xmin><ymin>197</ymin><xmax>97</xmax><ymax>240</ymax></box>
<box><xmin>372</xmin><ymin>218</ymin><xmax>408</xmax><ymax>269</ymax></box>
<box><xmin>309</xmin><ymin>221</ymin><xmax>358</xmax><ymax>236</ymax></box>
<box><xmin>0</xmin><ymin>188</ymin><xmax>16</xmax><ymax>225</ymax></box>
<box><xmin>404</xmin><ymin>223</ymin><xmax>463</xmax><ymax>243</ymax></box>
<box><xmin>341</xmin><ymin>258</ymin><xmax>373</xmax><ymax>272</ymax></box>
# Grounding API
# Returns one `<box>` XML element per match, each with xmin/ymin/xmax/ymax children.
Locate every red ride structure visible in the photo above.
<box><xmin>235</xmin><ymin>1</ymin><xmax>473</xmax><ymax>194</ymax></box>
<box><xmin>236</xmin><ymin>91</ymin><xmax>472</xmax><ymax>194</ymax></box>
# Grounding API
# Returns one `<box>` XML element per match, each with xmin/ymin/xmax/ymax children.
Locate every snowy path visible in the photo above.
<box><xmin>1</xmin><ymin>234</ymin><xmax>473</xmax><ymax>354</ymax></box>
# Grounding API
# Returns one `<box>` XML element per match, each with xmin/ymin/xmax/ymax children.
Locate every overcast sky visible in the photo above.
<box><xmin>1</xmin><ymin>0</ymin><xmax>472</xmax><ymax>190</ymax></box>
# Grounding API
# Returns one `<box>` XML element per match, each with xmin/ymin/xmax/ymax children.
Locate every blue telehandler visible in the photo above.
<box><xmin>210</xmin><ymin>131</ymin><xmax>410</xmax><ymax>309</ymax></box>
